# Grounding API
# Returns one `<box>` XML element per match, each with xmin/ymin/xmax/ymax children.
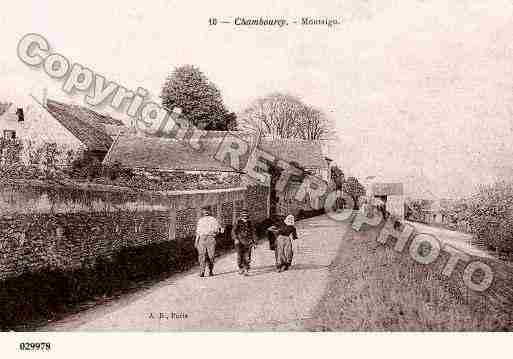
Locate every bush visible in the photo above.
<box><xmin>0</xmin><ymin>139</ymin><xmax>74</xmax><ymax>181</ymax></box>
<box><xmin>0</xmin><ymin>139</ymin><xmax>241</xmax><ymax>191</ymax></box>
<box><xmin>68</xmin><ymin>151</ymin><xmax>101</xmax><ymax>180</ymax></box>
<box><xmin>469</xmin><ymin>181</ymin><xmax>513</xmax><ymax>252</ymax></box>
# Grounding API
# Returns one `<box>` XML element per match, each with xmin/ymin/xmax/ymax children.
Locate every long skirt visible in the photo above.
<box><xmin>268</xmin><ymin>229</ymin><xmax>277</xmax><ymax>250</ymax></box>
<box><xmin>275</xmin><ymin>235</ymin><xmax>293</xmax><ymax>268</ymax></box>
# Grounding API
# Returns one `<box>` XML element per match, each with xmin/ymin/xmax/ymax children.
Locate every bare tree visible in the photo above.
<box><xmin>238</xmin><ymin>93</ymin><xmax>332</xmax><ymax>140</ymax></box>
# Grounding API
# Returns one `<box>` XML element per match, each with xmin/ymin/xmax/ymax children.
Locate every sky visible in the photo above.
<box><xmin>1</xmin><ymin>0</ymin><xmax>513</xmax><ymax>199</ymax></box>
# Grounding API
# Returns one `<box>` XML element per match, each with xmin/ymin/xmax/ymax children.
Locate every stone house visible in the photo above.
<box><xmin>102</xmin><ymin>132</ymin><xmax>328</xmax><ymax>219</ymax></box>
<box><xmin>103</xmin><ymin>131</ymin><xmax>328</xmax><ymax>177</ymax></box>
<box><xmin>102</xmin><ymin>132</ymin><xmax>270</xmax><ymax>220</ymax></box>
<box><xmin>409</xmin><ymin>199</ymin><xmax>446</xmax><ymax>224</ymax></box>
<box><xmin>0</xmin><ymin>93</ymin><xmax>127</xmax><ymax>162</ymax></box>
<box><xmin>370</xmin><ymin>182</ymin><xmax>405</xmax><ymax>220</ymax></box>
<box><xmin>103</xmin><ymin>132</ymin><xmax>242</xmax><ymax>175</ymax></box>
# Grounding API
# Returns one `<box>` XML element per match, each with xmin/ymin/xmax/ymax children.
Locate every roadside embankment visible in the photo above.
<box><xmin>305</xmin><ymin>221</ymin><xmax>513</xmax><ymax>331</ymax></box>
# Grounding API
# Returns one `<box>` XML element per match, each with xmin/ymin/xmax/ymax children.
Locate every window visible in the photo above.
<box><xmin>16</xmin><ymin>108</ymin><xmax>24</xmax><ymax>122</ymax></box>
<box><xmin>3</xmin><ymin>130</ymin><xmax>16</xmax><ymax>139</ymax></box>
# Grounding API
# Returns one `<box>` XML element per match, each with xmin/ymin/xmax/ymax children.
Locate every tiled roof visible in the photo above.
<box><xmin>46</xmin><ymin>99</ymin><xmax>125</xmax><ymax>152</ymax></box>
<box><xmin>62</xmin><ymin>103</ymin><xmax>124</xmax><ymax>126</ymax></box>
<box><xmin>103</xmin><ymin>133</ymin><xmax>237</xmax><ymax>172</ymax></box>
<box><xmin>259</xmin><ymin>138</ymin><xmax>327</xmax><ymax>169</ymax></box>
<box><xmin>103</xmin><ymin>131</ymin><xmax>327</xmax><ymax>172</ymax></box>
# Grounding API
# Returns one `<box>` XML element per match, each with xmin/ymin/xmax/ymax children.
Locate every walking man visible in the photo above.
<box><xmin>232</xmin><ymin>209</ymin><xmax>257</xmax><ymax>276</ymax></box>
<box><xmin>195</xmin><ymin>208</ymin><xmax>221</xmax><ymax>277</ymax></box>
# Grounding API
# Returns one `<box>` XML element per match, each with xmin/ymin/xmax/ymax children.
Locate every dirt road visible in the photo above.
<box><xmin>44</xmin><ymin>216</ymin><xmax>349</xmax><ymax>331</ymax></box>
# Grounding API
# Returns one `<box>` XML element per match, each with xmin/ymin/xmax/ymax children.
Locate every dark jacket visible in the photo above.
<box><xmin>276</xmin><ymin>224</ymin><xmax>298</xmax><ymax>240</ymax></box>
<box><xmin>233</xmin><ymin>219</ymin><xmax>256</xmax><ymax>246</ymax></box>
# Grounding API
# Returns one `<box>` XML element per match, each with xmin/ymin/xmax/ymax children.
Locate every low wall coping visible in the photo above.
<box><xmin>158</xmin><ymin>187</ymin><xmax>247</xmax><ymax>196</ymax></box>
<box><xmin>0</xmin><ymin>179</ymin><xmax>247</xmax><ymax>197</ymax></box>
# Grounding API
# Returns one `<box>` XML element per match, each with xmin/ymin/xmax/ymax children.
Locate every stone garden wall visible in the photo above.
<box><xmin>0</xmin><ymin>180</ymin><xmax>268</xmax><ymax>281</ymax></box>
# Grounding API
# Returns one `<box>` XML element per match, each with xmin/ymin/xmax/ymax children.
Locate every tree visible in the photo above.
<box><xmin>41</xmin><ymin>142</ymin><xmax>61</xmax><ymax>177</ymax></box>
<box><xmin>0</xmin><ymin>137</ymin><xmax>23</xmax><ymax>167</ymax></box>
<box><xmin>239</xmin><ymin>93</ymin><xmax>333</xmax><ymax>139</ymax></box>
<box><xmin>69</xmin><ymin>151</ymin><xmax>102</xmax><ymax>180</ymax></box>
<box><xmin>224</xmin><ymin>112</ymin><xmax>238</xmax><ymax>131</ymax></box>
<box><xmin>160</xmin><ymin>65</ymin><xmax>236</xmax><ymax>130</ymax></box>
<box><xmin>405</xmin><ymin>199</ymin><xmax>424</xmax><ymax>221</ymax></box>
<box><xmin>330</xmin><ymin>165</ymin><xmax>345</xmax><ymax>190</ymax></box>
<box><xmin>342</xmin><ymin>176</ymin><xmax>366</xmax><ymax>209</ymax></box>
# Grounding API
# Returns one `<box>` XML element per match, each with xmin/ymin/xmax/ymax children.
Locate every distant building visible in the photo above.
<box><xmin>371</xmin><ymin>182</ymin><xmax>405</xmax><ymax>220</ymax></box>
<box><xmin>407</xmin><ymin>199</ymin><xmax>448</xmax><ymax>224</ymax></box>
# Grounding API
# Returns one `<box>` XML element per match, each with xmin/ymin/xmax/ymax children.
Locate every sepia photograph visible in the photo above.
<box><xmin>1</xmin><ymin>0</ymin><xmax>512</xmax><ymax>357</ymax></box>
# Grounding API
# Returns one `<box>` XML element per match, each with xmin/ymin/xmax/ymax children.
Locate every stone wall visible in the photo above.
<box><xmin>276</xmin><ymin>182</ymin><xmax>311</xmax><ymax>217</ymax></box>
<box><xmin>0</xmin><ymin>180</ymin><xmax>268</xmax><ymax>281</ymax></box>
<box><xmin>246</xmin><ymin>184</ymin><xmax>270</xmax><ymax>222</ymax></box>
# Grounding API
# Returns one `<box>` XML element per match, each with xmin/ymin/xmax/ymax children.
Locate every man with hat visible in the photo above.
<box><xmin>232</xmin><ymin>209</ymin><xmax>257</xmax><ymax>276</ymax></box>
<box><xmin>195</xmin><ymin>208</ymin><xmax>222</xmax><ymax>277</ymax></box>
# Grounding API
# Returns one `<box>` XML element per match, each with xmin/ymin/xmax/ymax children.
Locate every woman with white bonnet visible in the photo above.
<box><xmin>274</xmin><ymin>214</ymin><xmax>298</xmax><ymax>272</ymax></box>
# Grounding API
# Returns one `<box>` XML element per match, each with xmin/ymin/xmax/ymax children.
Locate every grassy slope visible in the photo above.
<box><xmin>304</xmin><ymin>222</ymin><xmax>513</xmax><ymax>331</ymax></box>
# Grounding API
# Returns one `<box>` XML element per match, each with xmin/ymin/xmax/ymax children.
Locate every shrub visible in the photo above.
<box><xmin>0</xmin><ymin>137</ymin><xmax>23</xmax><ymax>166</ymax></box>
<box><xmin>41</xmin><ymin>142</ymin><xmax>61</xmax><ymax>176</ymax></box>
<box><xmin>1</xmin><ymin>138</ymin><xmax>241</xmax><ymax>190</ymax></box>
<box><xmin>469</xmin><ymin>181</ymin><xmax>513</xmax><ymax>252</ymax></box>
<box><xmin>0</xmin><ymin>139</ymin><xmax>75</xmax><ymax>181</ymax></box>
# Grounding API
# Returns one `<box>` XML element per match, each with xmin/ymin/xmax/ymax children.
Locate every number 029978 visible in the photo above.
<box><xmin>19</xmin><ymin>342</ymin><xmax>51</xmax><ymax>351</ymax></box>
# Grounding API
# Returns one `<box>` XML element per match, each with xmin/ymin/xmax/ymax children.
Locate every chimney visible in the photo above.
<box><xmin>42</xmin><ymin>88</ymin><xmax>48</xmax><ymax>107</ymax></box>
